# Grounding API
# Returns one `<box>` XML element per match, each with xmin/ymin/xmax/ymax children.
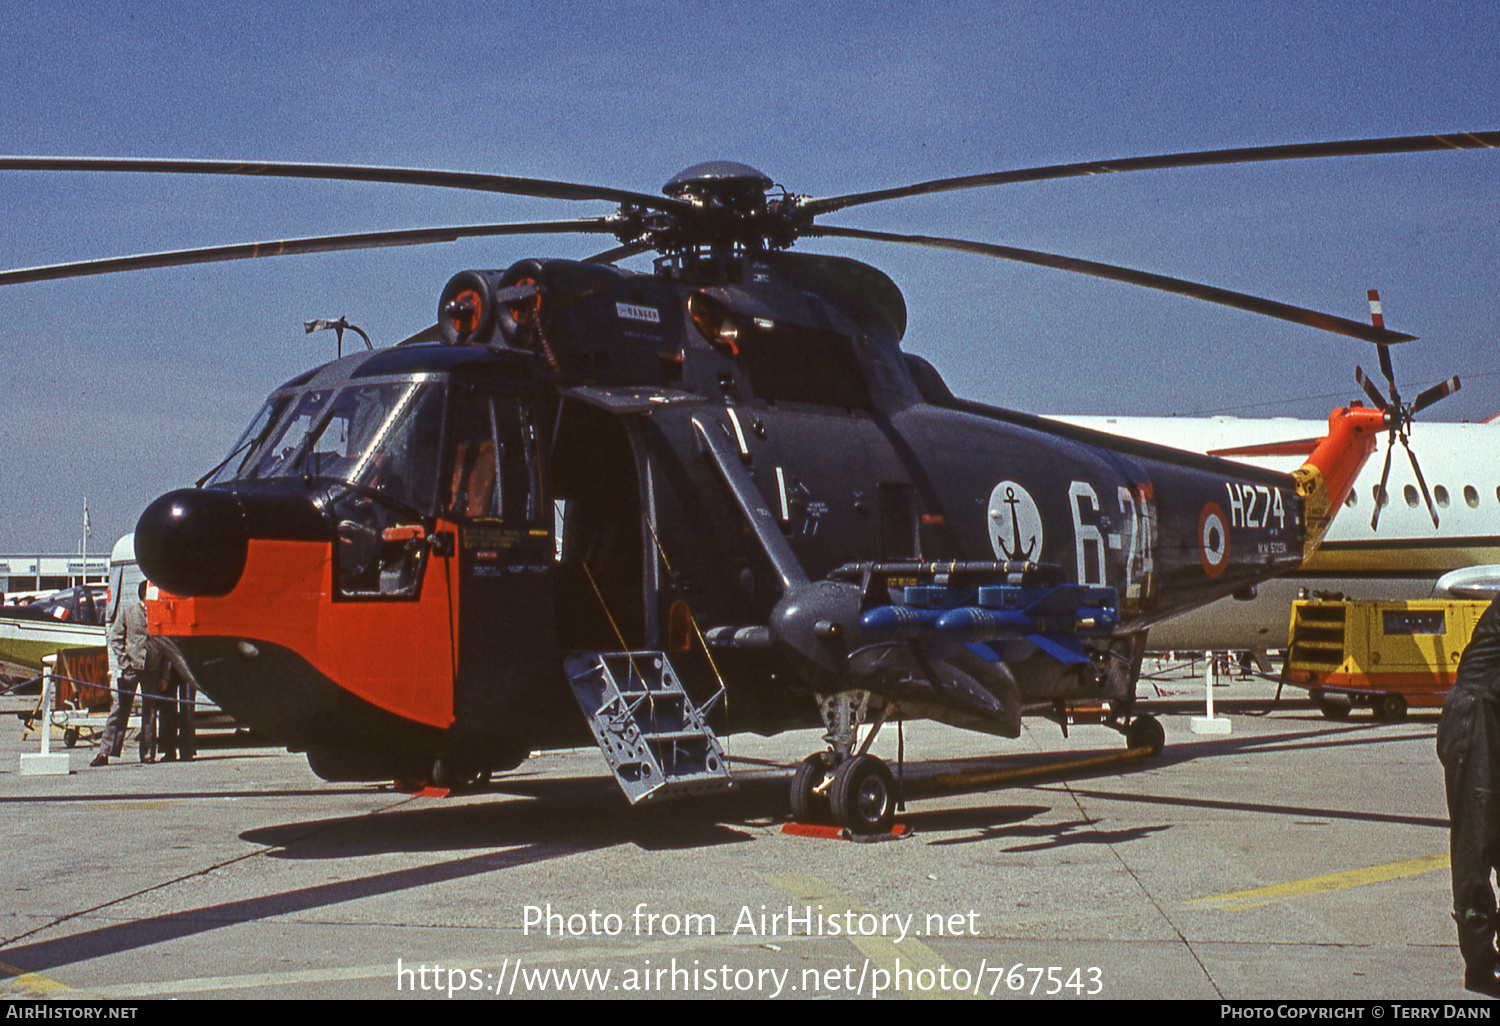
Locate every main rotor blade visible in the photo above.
<box><xmin>0</xmin><ymin>156</ymin><xmax>693</xmax><ymax>214</ymax></box>
<box><xmin>802</xmin><ymin>131</ymin><xmax>1500</xmax><ymax>217</ymax></box>
<box><xmin>0</xmin><ymin>218</ymin><xmax>618</xmax><ymax>286</ymax></box>
<box><xmin>810</xmin><ymin>224</ymin><xmax>1418</xmax><ymax>345</ymax></box>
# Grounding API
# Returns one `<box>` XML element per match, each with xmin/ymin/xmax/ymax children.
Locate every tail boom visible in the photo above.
<box><xmin>1291</xmin><ymin>405</ymin><xmax>1386</xmax><ymax>556</ymax></box>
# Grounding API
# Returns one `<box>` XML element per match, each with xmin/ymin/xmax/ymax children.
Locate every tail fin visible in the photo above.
<box><xmin>1291</xmin><ymin>405</ymin><xmax>1386</xmax><ymax>557</ymax></box>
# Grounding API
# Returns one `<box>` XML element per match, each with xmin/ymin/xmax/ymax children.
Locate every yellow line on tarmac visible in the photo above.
<box><xmin>764</xmin><ymin>873</ymin><xmax>965</xmax><ymax>1000</ymax></box>
<box><xmin>0</xmin><ymin>959</ymin><xmax>71</xmax><ymax>997</ymax></box>
<box><xmin>1190</xmin><ymin>852</ymin><xmax>1450</xmax><ymax>910</ymax></box>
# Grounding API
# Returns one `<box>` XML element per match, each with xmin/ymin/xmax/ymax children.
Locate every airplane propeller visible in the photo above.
<box><xmin>1353</xmin><ymin>291</ymin><xmax>1460</xmax><ymax>530</ymax></box>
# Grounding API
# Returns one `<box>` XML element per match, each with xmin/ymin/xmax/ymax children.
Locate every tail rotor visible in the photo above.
<box><xmin>1355</xmin><ymin>290</ymin><xmax>1460</xmax><ymax>530</ymax></box>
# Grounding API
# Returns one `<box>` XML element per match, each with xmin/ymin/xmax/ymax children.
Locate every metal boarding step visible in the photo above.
<box><xmin>565</xmin><ymin>651</ymin><xmax>732</xmax><ymax>805</ymax></box>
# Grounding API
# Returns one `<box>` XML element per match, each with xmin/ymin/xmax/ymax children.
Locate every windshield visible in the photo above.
<box><xmin>244</xmin><ymin>390</ymin><xmax>334</xmax><ymax>481</ymax></box>
<box><xmin>219</xmin><ymin>381</ymin><xmax>445</xmax><ymax>515</ymax></box>
<box><xmin>201</xmin><ymin>395</ymin><xmax>292</xmax><ymax>486</ymax></box>
<box><xmin>320</xmin><ymin>381</ymin><xmax>444</xmax><ymax>513</ymax></box>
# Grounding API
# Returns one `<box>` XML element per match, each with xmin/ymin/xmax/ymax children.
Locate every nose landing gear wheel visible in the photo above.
<box><xmin>790</xmin><ymin>753</ymin><xmax>836</xmax><ymax>823</ymax></box>
<box><xmin>829</xmin><ymin>754</ymin><xmax>896</xmax><ymax>834</ymax></box>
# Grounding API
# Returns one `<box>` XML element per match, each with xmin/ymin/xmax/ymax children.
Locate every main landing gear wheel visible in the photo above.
<box><xmin>829</xmin><ymin>754</ymin><xmax>896</xmax><ymax>834</ymax></box>
<box><xmin>790</xmin><ymin>753</ymin><xmax>836</xmax><ymax>822</ymax></box>
<box><xmin>1125</xmin><ymin>714</ymin><xmax>1165</xmax><ymax>756</ymax></box>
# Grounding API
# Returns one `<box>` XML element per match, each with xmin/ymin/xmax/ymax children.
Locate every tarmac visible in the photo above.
<box><xmin>0</xmin><ymin>659</ymin><xmax>1483</xmax><ymax>1002</ymax></box>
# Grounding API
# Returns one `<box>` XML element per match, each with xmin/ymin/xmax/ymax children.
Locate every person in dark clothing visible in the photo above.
<box><xmin>135</xmin><ymin>635</ymin><xmax>169</xmax><ymax>763</ymax></box>
<box><xmin>1438</xmin><ymin>597</ymin><xmax>1500</xmax><ymax>997</ymax></box>
<box><xmin>153</xmin><ymin>637</ymin><xmax>197</xmax><ymax>762</ymax></box>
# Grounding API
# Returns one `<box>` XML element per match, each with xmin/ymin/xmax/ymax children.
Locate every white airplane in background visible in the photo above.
<box><xmin>1049</xmin><ymin>414</ymin><xmax>1500</xmax><ymax>654</ymax></box>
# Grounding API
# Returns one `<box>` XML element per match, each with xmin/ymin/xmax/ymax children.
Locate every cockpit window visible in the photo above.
<box><xmin>224</xmin><ymin>382</ymin><xmax>445</xmax><ymax>517</ymax></box>
<box><xmin>202</xmin><ymin>395</ymin><xmax>292</xmax><ymax>486</ymax></box>
<box><xmin>344</xmin><ymin>382</ymin><xmax>444</xmax><ymax>514</ymax></box>
<box><xmin>244</xmin><ymin>390</ymin><xmax>334</xmax><ymax>481</ymax></box>
<box><xmin>304</xmin><ymin>383</ymin><xmax>414</xmax><ymax>482</ymax></box>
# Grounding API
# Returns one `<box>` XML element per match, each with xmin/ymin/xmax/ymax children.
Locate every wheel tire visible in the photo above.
<box><xmin>1372</xmin><ymin>694</ymin><xmax>1408</xmax><ymax>722</ymax></box>
<box><xmin>432</xmin><ymin>756</ymin><xmax>470</xmax><ymax>791</ymax></box>
<box><xmin>1125</xmin><ymin>714</ymin><xmax>1165</xmax><ymax>755</ymax></box>
<box><xmin>63</xmin><ymin>728</ymin><xmax>79</xmax><ymax>749</ymax></box>
<box><xmin>1315</xmin><ymin>693</ymin><xmax>1353</xmax><ymax>720</ymax></box>
<box><xmin>790</xmin><ymin>753</ymin><xmax>835</xmax><ymax>823</ymax></box>
<box><xmin>829</xmin><ymin>754</ymin><xmax>896</xmax><ymax>834</ymax></box>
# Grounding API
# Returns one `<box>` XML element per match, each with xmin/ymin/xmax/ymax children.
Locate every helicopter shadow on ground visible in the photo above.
<box><xmin>2</xmin><ymin>728</ymin><xmax>1375</xmax><ymax>976</ymax></box>
<box><xmin>236</xmin><ymin>739</ymin><xmax>1154</xmax><ymax>862</ymax></box>
<box><xmin>239</xmin><ymin>769</ymin><xmax>791</xmax><ymax>860</ymax></box>
<box><xmin>239</xmin><ymin>715</ymin><xmax>1437</xmax><ymax>861</ymax></box>
<box><xmin>848</xmin><ymin>715</ymin><xmax>1444</xmax><ymax>847</ymax></box>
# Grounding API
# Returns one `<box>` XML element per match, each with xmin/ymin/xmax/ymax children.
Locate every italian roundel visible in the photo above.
<box><xmin>1198</xmin><ymin>502</ymin><xmax>1229</xmax><ymax>579</ymax></box>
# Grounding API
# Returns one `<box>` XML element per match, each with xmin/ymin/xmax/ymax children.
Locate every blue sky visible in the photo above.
<box><xmin>1</xmin><ymin>0</ymin><xmax>1497</xmax><ymax>552</ymax></box>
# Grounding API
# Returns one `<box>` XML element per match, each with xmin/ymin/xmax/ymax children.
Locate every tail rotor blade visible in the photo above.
<box><xmin>1401</xmin><ymin>435</ymin><xmax>1441</xmax><ymax>528</ymax></box>
<box><xmin>1370</xmin><ymin>441</ymin><xmax>1396</xmax><ymax>532</ymax></box>
<box><xmin>1355</xmin><ymin>366</ymin><xmax>1391</xmax><ymax>411</ymax></box>
<box><xmin>1411</xmin><ymin>375</ymin><xmax>1462</xmax><ymax>415</ymax></box>
<box><xmin>1377</xmin><ymin>344</ymin><xmax>1399</xmax><ymax>404</ymax></box>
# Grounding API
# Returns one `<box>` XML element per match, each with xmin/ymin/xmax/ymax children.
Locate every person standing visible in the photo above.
<box><xmin>1439</xmin><ymin>596</ymin><xmax>1500</xmax><ymax>997</ymax></box>
<box><xmin>153</xmin><ymin>637</ymin><xmax>197</xmax><ymax>762</ymax></box>
<box><xmin>92</xmin><ymin>580</ymin><xmax>150</xmax><ymax>767</ymax></box>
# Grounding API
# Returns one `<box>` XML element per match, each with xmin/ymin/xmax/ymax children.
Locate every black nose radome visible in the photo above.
<box><xmin>136</xmin><ymin>489</ymin><xmax>249</xmax><ymax>597</ymax></box>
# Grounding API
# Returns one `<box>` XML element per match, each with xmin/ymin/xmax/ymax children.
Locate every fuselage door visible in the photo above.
<box><xmin>445</xmin><ymin>385</ymin><xmax>559</xmax><ymax>737</ymax></box>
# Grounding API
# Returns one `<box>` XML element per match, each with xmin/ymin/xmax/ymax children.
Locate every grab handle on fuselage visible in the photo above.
<box><xmin>691</xmin><ymin>414</ymin><xmax>810</xmax><ymax>595</ymax></box>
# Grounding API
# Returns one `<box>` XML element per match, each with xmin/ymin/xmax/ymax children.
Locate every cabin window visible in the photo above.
<box><xmin>1466</xmin><ymin>485</ymin><xmax>1479</xmax><ymax>508</ymax></box>
<box><xmin>306</xmin><ymin>382</ymin><xmax>444</xmax><ymax>514</ymax></box>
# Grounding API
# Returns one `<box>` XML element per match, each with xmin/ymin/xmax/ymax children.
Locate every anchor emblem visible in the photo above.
<box><xmin>987</xmin><ymin>481</ymin><xmax>1043</xmax><ymax>562</ymax></box>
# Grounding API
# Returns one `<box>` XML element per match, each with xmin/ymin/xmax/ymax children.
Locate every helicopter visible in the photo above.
<box><xmin>0</xmin><ymin>132</ymin><xmax>1491</xmax><ymax>833</ymax></box>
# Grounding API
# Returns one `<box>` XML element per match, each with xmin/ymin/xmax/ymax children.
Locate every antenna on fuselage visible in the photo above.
<box><xmin>304</xmin><ymin>316</ymin><xmax>372</xmax><ymax>359</ymax></box>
